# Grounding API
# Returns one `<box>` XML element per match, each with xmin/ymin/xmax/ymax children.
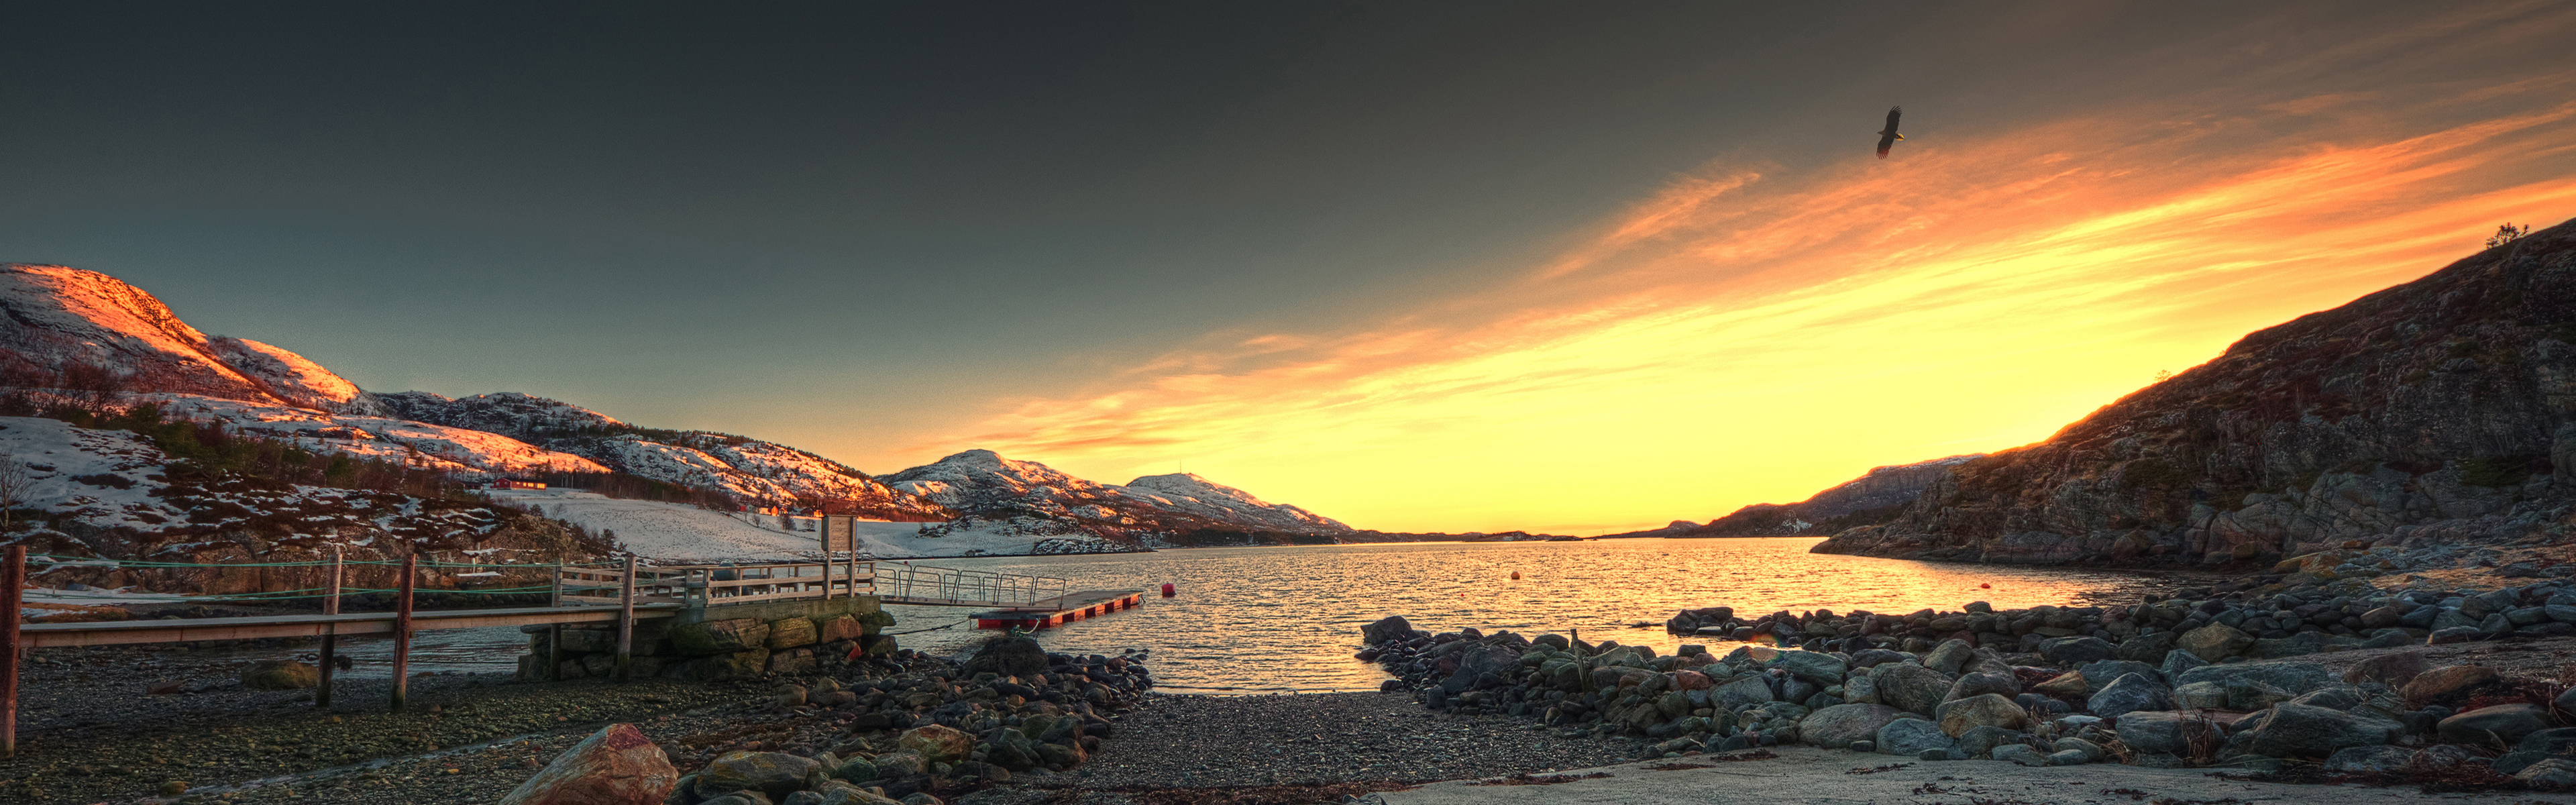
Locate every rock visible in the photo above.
<box><xmin>2115</xmin><ymin>711</ymin><xmax>2212</xmax><ymax>755</ymax></box>
<box><xmin>698</xmin><ymin>752</ymin><xmax>821</xmax><ymax>800</ymax></box>
<box><xmin>2159</xmin><ymin>649</ymin><xmax>2209</xmax><ymax>680</ymax></box>
<box><xmin>833</xmin><ymin>757</ymin><xmax>878</xmax><ymax>783</ymax></box>
<box><xmin>2284</xmin><ymin>685</ymin><xmax>2365</xmax><ymax>712</ymax></box>
<box><xmin>1955</xmin><ymin>724</ymin><xmax>2022</xmax><ymax>759</ymax></box>
<box><xmin>1876</xmin><ymin>717</ymin><xmax>1957</xmax><ymax>756</ymax></box>
<box><xmin>496</xmin><ymin>723</ymin><xmax>679</xmax><ymax>805</ymax></box>
<box><xmin>670</xmin><ymin>619</ymin><xmax>771</xmax><ymax>655</ymax></box>
<box><xmin>2520</xmin><ymin>727</ymin><xmax>2576</xmax><ymax>756</ymax></box>
<box><xmin>2174</xmin><ymin>682</ymin><xmax>2227</xmax><ymax>710</ymax></box>
<box><xmin>2223</xmin><ymin>703</ymin><xmax>2404</xmax><ymax>759</ymax></box>
<box><xmin>239</xmin><ymin>660</ymin><xmax>319</xmax><ymax>690</ymax></box>
<box><xmin>1944</xmin><ymin>672</ymin><xmax>2020</xmax><ymax>703</ymax></box>
<box><xmin>2087</xmin><ymin>674</ymin><xmax>2174</xmax><ymax>718</ymax></box>
<box><xmin>1711</xmin><ymin>676</ymin><xmax>1776</xmax><ymax>709</ymax></box>
<box><xmin>2341</xmin><ymin>651</ymin><xmax>2430</xmax><ymax>688</ymax></box>
<box><xmin>899</xmin><ymin>724</ymin><xmax>973</xmax><ymax>764</ymax></box>
<box><xmin>1776</xmin><ymin>651</ymin><xmax>1849</xmax><ymax>687</ymax></box>
<box><xmin>1990</xmin><ymin>744</ymin><xmax>2049</xmax><ymax>767</ymax></box>
<box><xmin>814</xmin><ymin>615</ymin><xmax>867</xmax><ymax>643</ymax></box>
<box><xmin>2322</xmin><ymin>745</ymin><xmax>2416</xmax><ymax>773</ymax></box>
<box><xmin>961</xmin><ymin>637</ymin><xmax>1048</xmax><ymax>677</ymax></box>
<box><xmin>2428</xmin><ymin>626</ymin><xmax>2483</xmax><ymax>645</ymax></box>
<box><xmin>2516</xmin><ymin>758</ymin><xmax>2576</xmax><ymax>786</ymax></box>
<box><xmin>1362</xmin><ymin>616</ymin><xmax>1415</xmax><ymax>645</ymax></box>
<box><xmin>2039</xmin><ymin>637</ymin><xmax>2116</xmax><ymax>666</ymax></box>
<box><xmin>1933</xmin><ymin>694</ymin><xmax>2027</xmax><ymax>737</ymax></box>
<box><xmin>2401</xmin><ymin>665</ymin><xmax>2502</xmax><ymax>708</ymax></box>
<box><xmin>2076</xmin><ymin>660</ymin><xmax>2161</xmax><ymax>692</ymax></box>
<box><xmin>2045</xmin><ymin>748</ymin><xmax>2090</xmax><ymax>765</ymax></box>
<box><xmin>2116</xmin><ymin>631</ymin><xmax>2180</xmax><ymax>662</ymax></box>
<box><xmin>1843</xmin><ymin>676</ymin><xmax>1880</xmax><ymax>705</ymax></box>
<box><xmin>2032</xmin><ymin>672</ymin><xmax>2089</xmax><ymax>698</ymax></box>
<box><xmin>2177</xmin><ymin>625</ymin><xmax>2255</xmax><ymax>662</ymax></box>
<box><xmin>872</xmin><ymin>751</ymin><xmax>925</xmax><ymax>778</ymax></box>
<box><xmin>670</xmin><ymin>649</ymin><xmax>772</xmax><ymax>682</ymax></box>
<box><xmin>1801</xmin><ymin>704</ymin><xmax>1904</xmax><ymax>749</ymax></box>
<box><xmin>820</xmin><ymin>786</ymin><xmax>904</xmax><ymax>805</ymax></box>
<box><xmin>2171</xmin><ymin>661</ymin><xmax>2334</xmax><ymax>695</ymax></box>
<box><xmin>765</xmin><ymin>617</ymin><xmax>818</xmax><ymax>649</ymax></box>
<box><xmin>2053</xmin><ymin>737</ymin><xmax>2106</xmax><ymax>761</ymax></box>
<box><xmin>1922</xmin><ymin>639</ymin><xmax>1974</xmax><ymax>675</ymax></box>
<box><xmin>2438</xmin><ymin>704</ymin><xmax>2555</xmax><ymax>746</ymax></box>
<box><xmin>2224</xmin><ymin>677</ymin><xmax>2297</xmax><ymax>710</ymax></box>
<box><xmin>1873</xmin><ymin>663</ymin><xmax>1953</xmax><ymax>716</ymax></box>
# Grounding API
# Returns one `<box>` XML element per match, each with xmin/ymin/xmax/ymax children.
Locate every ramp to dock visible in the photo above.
<box><xmin>971</xmin><ymin>589</ymin><xmax>1145</xmax><ymax>630</ymax></box>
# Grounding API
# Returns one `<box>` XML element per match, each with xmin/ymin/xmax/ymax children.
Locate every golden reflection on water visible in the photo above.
<box><xmin>896</xmin><ymin>538</ymin><xmax>2219</xmax><ymax>694</ymax></box>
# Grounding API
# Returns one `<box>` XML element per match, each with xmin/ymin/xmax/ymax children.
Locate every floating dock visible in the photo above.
<box><xmin>972</xmin><ymin>590</ymin><xmax>1146</xmax><ymax>630</ymax></box>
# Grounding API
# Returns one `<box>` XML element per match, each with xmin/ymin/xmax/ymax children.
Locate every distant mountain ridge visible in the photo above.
<box><xmin>0</xmin><ymin>263</ymin><xmax>1355</xmax><ymax>541</ymax></box>
<box><xmin>1621</xmin><ymin>453</ymin><xmax>1982</xmax><ymax>537</ymax></box>
<box><xmin>879</xmin><ymin>449</ymin><xmax>1351</xmax><ymax>537</ymax></box>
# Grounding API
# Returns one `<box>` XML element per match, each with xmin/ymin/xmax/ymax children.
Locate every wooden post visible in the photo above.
<box><xmin>390</xmin><ymin>554</ymin><xmax>415</xmax><ymax>712</ymax></box>
<box><xmin>614</xmin><ymin>553</ymin><xmax>636</xmax><ymax>682</ymax></box>
<box><xmin>2</xmin><ymin>545</ymin><xmax>23</xmax><ymax>759</ymax></box>
<box><xmin>317</xmin><ymin>547</ymin><xmax>342</xmax><ymax>708</ymax></box>
<box><xmin>547</xmin><ymin>562</ymin><xmax>564</xmax><ymax>682</ymax></box>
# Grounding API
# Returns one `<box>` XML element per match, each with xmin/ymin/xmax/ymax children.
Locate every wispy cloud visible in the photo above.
<box><xmin>941</xmin><ymin>73</ymin><xmax>2576</xmax><ymax>533</ymax></box>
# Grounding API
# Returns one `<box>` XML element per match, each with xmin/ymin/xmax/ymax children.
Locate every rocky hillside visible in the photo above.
<box><xmin>0</xmin><ymin>264</ymin><xmax>388</xmax><ymax>414</ymax></box>
<box><xmin>1815</xmin><ymin>217</ymin><xmax>2576</xmax><ymax>566</ymax></box>
<box><xmin>379</xmin><ymin>392</ymin><xmax>950</xmax><ymax>520</ymax></box>
<box><xmin>882</xmin><ymin>449</ymin><xmax>1352</xmax><ymax>537</ymax></box>
<box><xmin>1650</xmin><ymin>454</ymin><xmax>1982</xmax><ymax>538</ymax></box>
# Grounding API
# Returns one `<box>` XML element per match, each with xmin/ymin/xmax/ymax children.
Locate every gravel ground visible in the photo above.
<box><xmin>1061</xmin><ymin>692</ymin><xmax>1637</xmax><ymax>789</ymax></box>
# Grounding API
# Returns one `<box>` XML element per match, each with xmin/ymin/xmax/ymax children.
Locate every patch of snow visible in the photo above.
<box><xmin>485</xmin><ymin>488</ymin><xmax>1127</xmax><ymax>560</ymax></box>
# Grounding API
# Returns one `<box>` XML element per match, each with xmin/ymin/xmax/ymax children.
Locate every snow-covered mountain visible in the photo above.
<box><xmin>379</xmin><ymin>392</ymin><xmax>950</xmax><ymax>521</ymax></box>
<box><xmin>144</xmin><ymin>393</ymin><xmax>609</xmax><ymax>476</ymax></box>
<box><xmin>0</xmin><ymin>264</ymin><xmax>388</xmax><ymax>415</ymax></box>
<box><xmin>881</xmin><ymin>449</ymin><xmax>1351</xmax><ymax>536</ymax></box>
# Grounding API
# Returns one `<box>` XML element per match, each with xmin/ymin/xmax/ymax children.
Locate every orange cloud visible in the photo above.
<box><xmin>940</xmin><ymin>75</ymin><xmax>2576</xmax><ymax>535</ymax></box>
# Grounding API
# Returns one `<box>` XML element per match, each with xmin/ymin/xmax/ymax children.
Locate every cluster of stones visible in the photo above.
<box><xmin>515</xmin><ymin>612</ymin><xmax>900</xmax><ymax>682</ymax></box>
<box><xmin>1361</xmin><ymin>580</ymin><xmax>2576</xmax><ymax>781</ymax></box>
<box><xmin>662</xmin><ymin>638</ymin><xmax>1152</xmax><ymax>805</ymax></box>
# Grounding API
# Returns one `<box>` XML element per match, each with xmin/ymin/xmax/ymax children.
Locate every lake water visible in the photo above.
<box><xmin>266</xmin><ymin>538</ymin><xmax>2216</xmax><ymax>694</ymax></box>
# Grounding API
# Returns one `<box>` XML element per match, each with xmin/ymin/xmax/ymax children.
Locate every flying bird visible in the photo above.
<box><xmin>1875</xmin><ymin>106</ymin><xmax>1904</xmax><ymax>159</ymax></box>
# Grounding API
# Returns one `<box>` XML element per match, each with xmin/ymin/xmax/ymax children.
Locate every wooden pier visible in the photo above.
<box><xmin>0</xmin><ymin>548</ymin><xmax>1148</xmax><ymax>757</ymax></box>
<box><xmin>971</xmin><ymin>589</ymin><xmax>1146</xmax><ymax>630</ymax></box>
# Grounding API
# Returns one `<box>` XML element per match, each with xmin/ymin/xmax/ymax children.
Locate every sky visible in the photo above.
<box><xmin>6</xmin><ymin>2</ymin><xmax>2576</xmax><ymax>533</ymax></box>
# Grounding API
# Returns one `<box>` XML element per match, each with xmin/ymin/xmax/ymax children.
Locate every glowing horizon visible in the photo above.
<box><xmin>938</xmin><ymin>75</ymin><xmax>2576</xmax><ymax>535</ymax></box>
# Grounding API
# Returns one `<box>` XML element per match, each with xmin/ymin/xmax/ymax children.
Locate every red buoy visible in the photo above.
<box><xmin>1161</xmin><ymin>582</ymin><xmax>1176</xmax><ymax>598</ymax></box>
<box><xmin>1509</xmin><ymin>570</ymin><xmax>1522</xmax><ymax>580</ymax></box>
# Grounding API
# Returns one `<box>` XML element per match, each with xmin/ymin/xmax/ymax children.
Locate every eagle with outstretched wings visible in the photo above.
<box><xmin>1876</xmin><ymin>106</ymin><xmax>1904</xmax><ymax>159</ymax></box>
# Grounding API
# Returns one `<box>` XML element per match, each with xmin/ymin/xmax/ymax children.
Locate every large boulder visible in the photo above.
<box><xmin>1956</xmin><ymin>724</ymin><xmax>2024</xmax><ymax>759</ymax></box>
<box><xmin>2076</xmin><ymin>660</ymin><xmax>2161</xmax><ymax>692</ymax></box>
<box><xmin>1362</xmin><ymin>616</ymin><xmax>1415</xmax><ymax>645</ymax></box>
<box><xmin>1944</xmin><ymin>672</ymin><xmax>2021</xmax><ymax>703</ymax></box>
<box><xmin>1874</xmin><ymin>663</ymin><xmax>1953</xmax><ymax>716</ymax></box>
<box><xmin>1922</xmin><ymin>640</ymin><xmax>1975</xmax><ymax>675</ymax></box>
<box><xmin>1934</xmin><ymin>694</ymin><xmax>2027</xmax><ymax>737</ymax></box>
<box><xmin>961</xmin><ymin>637</ymin><xmax>1048</xmax><ymax>677</ymax></box>
<box><xmin>2438</xmin><ymin>704</ymin><xmax>2555</xmax><ymax>746</ymax></box>
<box><xmin>2176</xmin><ymin>625</ymin><xmax>2255</xmax><ymax>662</ymax></box>
<box><xmin>497</xmin><ymin>723</ymin><xmax>679</xmax><ymax>805</ymax></box>
<box><xmin>2086</xmin><ymin>673</ymin><xmax>2174</xmax><ymax>719</ymax></box>
<box><xmin>898</xmin><ymin>724</ymin><xmax>974</xmax><ymax>764</ymax></box>
<box><xmin>1777</xmin><ymin>651</ymin><xmax>1849</xmax><ymax>687</ymax></box>
<box><xmin>667</xmin><ymin>649</ymin><xmax>771</xmax><ymax>682</ymax></box>
<box><xmin>697</xmin><ymin>751</ymin><xmax>820</xmax><ymax>800</ymax></box>
<box><xmin>1801</xmin><ymin>703</ymin><xmax>1904</xmax><ymax>748</ymax></box>
<box><xmin>2402</xmin><ymin>665</ymin><xmax>2503</xmax><ymax>708</ymax></box>
<box><xmin>2222</xmin><ymin>703</ymin><xmax>2404</xmax><ymax>759</ymax></box>
<box><xmin>1711</xmin><ymin>676</ymin><xmax>1776</xmax><ymax>709</ymax></box>
<box><xmin>2349</xmin><ymin>647</ymin><xmax>2421</xmax><ymax>686</ymax></box>
<box><xmin>240</xmin><ymin>660</ymin><xmax>319</xmax><ymax>690</ymax></box>
<box><xmin>765</xmin><ymin>617</ymin><xmax>819</xmax><ymax>649</ymax></box>
<box><xmin>2115</xmin><ymin>630</ymin><xmax>2180</xmax><ymax>662</ymax></box>
<box><xmin>2039</xmin><ymin>637</ymin><xmax>2116</xmax><ymax>666</ymax></box>
<box><xmin>2171</xmin><ymin>661</ymin><xmax>2334</xmax><ymax>695</ymax></box>
<box><xmin>1877</xmin><ymin>717</ymin><xmax>1957</xmax><ymax>756</ymax></box>
<box><xmin>670</xmin><ymin>619</ymin><xmax>771</xmax><ymax>655</ymax></box>
<box><xmin>814</xmin><ymin>614</ymin><xmax>867</xmax><ymax>644</ymax></box>
<box><xmin>2115</xmin><ymin>711</ymin><xmax>2216</xmax><ymax>755</ymax></box>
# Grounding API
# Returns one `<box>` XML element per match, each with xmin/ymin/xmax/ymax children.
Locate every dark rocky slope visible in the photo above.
<box><xmin>1816</xmin><ymin>217</ymin><xmax>2576</xmax><ymax>565</ymax></box>
<box><xmin>1653</xmin><ymin>454</ymin><xmax>1981</xmax><ymax>538</ymax></box>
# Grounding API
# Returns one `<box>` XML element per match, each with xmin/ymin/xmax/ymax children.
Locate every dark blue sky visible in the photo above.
<box><xmin>8</xmin><ymin>2</ymin><xmax>2567</xmax><ymax>525</ymax></box>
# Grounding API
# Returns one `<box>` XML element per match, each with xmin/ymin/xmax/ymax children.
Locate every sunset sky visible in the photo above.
<box><xmin>7</xmin><ymin>2</ymin><xmax>2576</xmax><ymax>533</ymax></box>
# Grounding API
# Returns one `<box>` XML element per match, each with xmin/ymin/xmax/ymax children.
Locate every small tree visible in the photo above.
<box><xmin>778</xmin><ymin>507</ymin><xmax>795</xmax><ymax>532</ymax></box>
<box><xmin>2488</xmin><ymin>223</ymin><xmax>2532</xmax><ymax>249</ymax></box>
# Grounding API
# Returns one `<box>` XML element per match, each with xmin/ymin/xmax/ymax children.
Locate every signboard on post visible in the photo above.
<box><xmin>822</xmin><ymin>515</ymin><xmax>856</xmax><ymax>554</ymax></box>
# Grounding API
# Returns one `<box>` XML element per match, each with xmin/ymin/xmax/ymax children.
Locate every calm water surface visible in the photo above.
<box><xmin>210</xmin><ymin>539</ymin><xmax>2214</xmax><ymax>693</ymax></box>
<box><xmin>885</xmin><ymin>538</ymin><xmax>2219</xmax><ymax>694</ymax></box>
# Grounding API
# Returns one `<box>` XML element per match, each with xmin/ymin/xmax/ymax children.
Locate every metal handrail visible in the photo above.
<box><xmin>555</xmin><ymin>560</ymin><xmax>1069</xmax><ymax>609</ymax></box>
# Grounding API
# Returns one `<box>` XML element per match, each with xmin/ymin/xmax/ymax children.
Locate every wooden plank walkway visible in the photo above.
<box><xmin>16</xmin><ymin>603</ymin><xmax>686</xmax><ymax>649</ymax></box>
<box><xmin>971</xmin><ymin>589</ymin><xmax>1145</xmax><ymax>630</ymax></box>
